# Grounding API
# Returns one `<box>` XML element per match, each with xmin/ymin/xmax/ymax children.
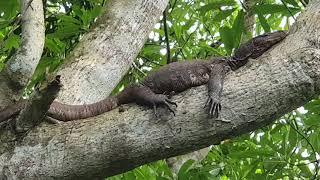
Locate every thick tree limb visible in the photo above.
<box><xmin>242</xmin><ymin>0</ymin><xmax>255</xmax><ymax>41</ymax></box>
<box><xmin>56</xmin><ymin>0</ymin><xmax>169</xmax><ymax>104</ymax></box>
<box><xmin>5</xmin><ymin>0</ymin><xmax>45</xmax><ymax>88</ymax></box>
<box><xmin>1</xmin><ymin>3</ymin><xmax>320</xmax><ymax>177</ymax></box>
<box><xmin>0</xmin><ymin>0</ymin><xmax>45</xmax><ymax>109</ymax></box>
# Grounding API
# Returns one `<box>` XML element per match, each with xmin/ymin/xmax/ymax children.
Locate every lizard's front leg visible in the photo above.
<box><xmin>204</xmin><ymin>63</ymin><xmax>227</xmax><ymax>118</ymax></box>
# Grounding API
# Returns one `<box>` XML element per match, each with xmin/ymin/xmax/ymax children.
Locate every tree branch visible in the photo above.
<box><xmin>0</xmin><ymin>0</ymin><xmax>45</xmax><ymax>110</ymax></box>
<box><xmin>15</xmin><ymin>76</ymin><xmax>62</xmax><ymax>133</ymax></box>
<box><xmin>5</xmin><ymin>0</ymin><xmax>45</xmax><ymax>88</ymax></box>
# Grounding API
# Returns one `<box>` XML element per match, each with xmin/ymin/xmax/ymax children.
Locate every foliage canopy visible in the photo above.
<box><xmin>0</xmin><ymin>0</ymin><xmax>319</xmax><ymax>179</ymax></box>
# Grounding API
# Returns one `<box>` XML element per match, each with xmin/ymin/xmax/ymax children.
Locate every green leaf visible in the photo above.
<box><xmin>264</xmin><ymin>158</ymin><xmax>286</xmax><ymax>172</ymax></box>
<box><xmin>141</xmin><ymin>44</ymin><xmax>162</xmax><ymax>59</ymax></box>
<box><xmin>0</xmin><ymin>18</ymin><xmax>11</xmax><ymax>29</ymax></box>
<box><xmin>91</xmin><ymin>6</ymin><xmax>102</xmax><ymax>19</ymax></box>
<box><xmin>304</xmin><ymin>99</ymin><xmax>320</xmax><ymax>113</ymax></box>
<box><xmin>242</xmin><ymin>160</ymin><xmax>260</xmax><ymax>178</ymax></box>
<box><xmin>282</xmin><ymin>0</ymin><xmax>300</xmax><ymax>7</ymax></box>
<box><xmin>309</xmin><ymin>133</ymin><xmax>320</xmax><ymax>152</ymax></box>
<box><xmin>232</xmin><ymin>10</ymin><xmax>245</xmax><ymax>49</ymax></box>
<box><xmin>0</xmin><ymin>62</ymin><xmax>4</xmax><ymax>72</ymax></box>
<box><xmin>252</xmin><ymin>4</ymin><xmax>300</xmax><ymax>16</ymax></box>
<box><xmin>122</xmin><ymin>171</ymin><xmax>137</xmax><ymax>180</ymax></box>
<box><xmin>47</xmin><ymin>14</ymin><xmax>83</xmax><ymax>39</ymax></box>
<box><xmin>58</xmin><ymin>15</ymin><xmax>82</xmax><ymax>25</ymax></box>
<box><xmin>72</xmin><ymin>5</ymin><xmax>83</xmax><ymax>17</ymax></box>
<box><xmin>0</xmin><ymin>0</ymin><xmax>19</xmax><ymax>19</ymax></box>
<box><xmin>45</xmin><ymin>38</ymin><xmax>65</xmax><ymax>54</ymax></box>
<box><xmin>257</xmin><ymin>13</ymin><xmax>271</xmax><ymax>32</ymax></box>
<box><xmin>178</xmin><ymin>159</ymin><xmax>195</xmax><ymax>180</ymax></box>
<box><xmin>219</xmin><ymin>26</ymin><xmax>233</xmax><ymax>55</ymax></box>
<box><xmin>198</xmin><ymin>0</ymin><xmax>237</xmax><ymax>14</ymax></box>
<box><xmin>287</xmin><ymin>125</ymin><xmax>298</xmax><ymax>153</ymax></box>
<box><xmin>213</xmin><ymin>8</ymin><xmax>236</xmax><ymax>23</ymax></box>
<box><xmin>304</xmin><ymin>114</ymin><xmax>320</xmax><ymax>127</ymax></box>
<box><xmin>298</xmin><ymin>164</ymin><xmax>313</xmax><ymax>177</ymax></box>
<box><xmin>229</xmin><ymin>148</ymin><xmax>273</xmax><ymax>159</ymax></box>
<box><xmin>198</xmin><ymin>42</ymin><xmax>224</xmax><ymax>56</ymax></box>
<box><xmin>280</xmin><ymin>128</ymin><xmax>288</xmax><ymax>155</ymax></box>
<box><xmin>134</xmin><ymin>166</ymin><xmax>157</xmax><ymax>180</ymax></box>
<box><xmin>219</xmin><ymin>10</ymin><xmax>244</xmax><ymax>55</ymax></box>
<box><xmin>4</xmin><ymin>34</ymin><xmax>20</xmax><ymax>51</ymax></box>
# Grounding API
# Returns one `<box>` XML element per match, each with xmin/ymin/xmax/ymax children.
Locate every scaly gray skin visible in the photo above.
<box><xmin>0</xmin><ymin>31</ymin><xmax>287</xmax><ymax>122</ymax></box>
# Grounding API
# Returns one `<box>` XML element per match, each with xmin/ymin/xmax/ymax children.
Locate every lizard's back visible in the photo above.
<box><xmin>142</xmin><ymin>58</ymin><xmax>226</xmax><ymax>94</ymax></box>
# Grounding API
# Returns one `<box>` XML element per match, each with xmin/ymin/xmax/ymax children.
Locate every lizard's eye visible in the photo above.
<box><xmin>190</xmin><ymin>74</ymin><xmax>196</xmax><ymax>78</ymax></box>
<box><xmin>202</xmin><ymin>73</ymin><xmax>209</xmax><ymax>79</ymax></box>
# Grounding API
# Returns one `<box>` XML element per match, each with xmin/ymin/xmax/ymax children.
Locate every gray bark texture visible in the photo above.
<box><xmin>0</xmin><ymin>0</ymin><xmax>45</xmax><ymax>108</ymax></box>
<box><xmin>1</xmin><ymin>1</ymin><xmax>320</xmax><ymax>180</ymax></box>
<box><xmin>5</xmin><ymin>0</ymin><xmax>45</xmax><ymax>87</ymax></box>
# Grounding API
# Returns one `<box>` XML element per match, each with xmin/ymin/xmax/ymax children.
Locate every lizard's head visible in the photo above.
<box><xmin>233</xmin><ymin>30</ymin><xmax>288</xmax><ymax>60</ymax></box>
<box><xmin>250</xmin><ymin>30</ymin><xmax>288</xmax><ymax>58</ymax></box>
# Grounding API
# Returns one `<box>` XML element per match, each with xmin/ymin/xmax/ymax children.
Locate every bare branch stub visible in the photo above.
<box><xmin>15</xmin><ymin>76</ymin><xmax>62</xmax><ymax>133</ymax></box>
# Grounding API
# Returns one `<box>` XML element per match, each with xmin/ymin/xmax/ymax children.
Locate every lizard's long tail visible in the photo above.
<box><xmin>0</xmin><ymin>98</ymin><xmax>119</xmax><ymax>123</ymax></box>
<box><xmin>48</xmin><ymin>97</ymin><xmax>119</xmax><ymax>121</ymax></box>
<box><xmin>0</xmin><ymin>85</ymin><xmax>136</xmax><ymax>122</ymax></box>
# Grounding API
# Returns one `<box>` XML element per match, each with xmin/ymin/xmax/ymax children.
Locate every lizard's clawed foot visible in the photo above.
<box><xmin>152</xmin><ymin>95</ymin><xmax>177</xmax><ymax>117</ymax></box>
<box><xmin>204</xmin><ymin>96</ymin><xmax>221</xmax><ymax>118</ymax></box>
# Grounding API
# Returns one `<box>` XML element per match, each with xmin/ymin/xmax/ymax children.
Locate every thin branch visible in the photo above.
<box><xmin>138</xmin><ymin>55</ymin><xmax>162</xmax><ymax>66</ymax></box>
<box><xmin>163</xmin><ymin>7</ymin><xmax>171</xmax><ymax>64</ymax></box>
<box><xmin>169</xmin><ymin>0</ymin><xmax>178</xmax><ymax>11</ymax></box>
<box><xmin>132</xmin><ymin>62</ymin><xmax>147</xmax><ymax>77</ymax></box>
<box><xmin>202</xmin><ymin>23</ymin><xmax>215</xmax><ymax>40</ymax></box>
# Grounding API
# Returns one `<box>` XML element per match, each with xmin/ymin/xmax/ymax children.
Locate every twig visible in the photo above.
<box><xmin>132</xmin><ymin>62</ymin><xmax>147</xmax><ymax>77</ymax></box>
<box><xmin>202</xmin><ymin>23</ymin><xmax>215</xmax><ymax>40</ymax></box>
<box><xmin>163</xmin><ymin>6</ymin><xmax>171</xmax><ymax>64</ymax></box>
<box><xmin>138</xmin><ymin>55</ymin><xmax>162</xmax><ymax>66</ymax></box>
<box><xmin>26</xmin><ymin>0</ymin><xmax>34</xmax><ymax>11</ymax></box>
<box><xmin>169</xmin><ymin>0</ymin><xmax>178</xmax><ymax>11</ymax></box>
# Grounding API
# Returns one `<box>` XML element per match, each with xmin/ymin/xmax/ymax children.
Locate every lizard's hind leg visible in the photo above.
<box><xmin>130</xmin><ymin>85</ymin><xmax>177</xmax><ymax>117</ymax></box>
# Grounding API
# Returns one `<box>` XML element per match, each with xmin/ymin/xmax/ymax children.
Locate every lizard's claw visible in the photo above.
<box><xmin>204</xmin><ymin>96</ymin><xmax>221</xmax><ymax>118</ymax></box>
<box><xmin>152</xmin><ymin>95</ymin><xmax>177</xmax><ymax>117</ymax></box>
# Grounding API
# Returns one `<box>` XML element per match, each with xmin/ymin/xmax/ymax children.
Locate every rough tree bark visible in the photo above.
<box><xmin>1</xmin><ymin>0</ymin><xmax>320</xmax><ymax>180</ymax></box>
<box><xmin>0</xmin><ymin>0</ymin><xmax>45</xmax><ymax>108</ymax></box>
<box><xmin>5</xmin><ymin>0</ymin><xmax>45</xmax><ymax>87</ymax></box>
